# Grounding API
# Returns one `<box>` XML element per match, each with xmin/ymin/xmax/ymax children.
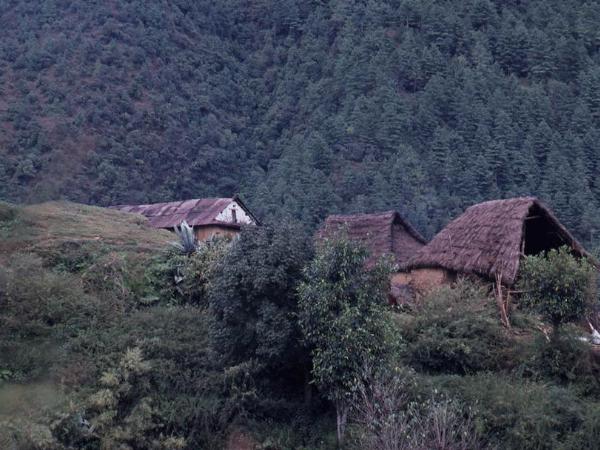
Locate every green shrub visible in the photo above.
<box><xmin>37</xmin><ymin>240</ymin><xmax>155</xmax><ymax>307</ymax></box>
<box><xmin>79</xmin><ymin>251</ymin><xmax>147</xmax><ymax>307</ymax></box>
<box><xmin>518</xmin><ymin>327</ymin><xmax>600</xmax><ymax>396</ymax></box>
<box><xmin>53</xmin><ymin>348</ymin><xmax>186</xmax><ymax>450</ymax></box>
<box><xmin>518</xmin><ymin>247</ymin><xmax>596</xmax><ymax>332</ymax></box>
<box><xmin>402</xmin><ymin>280</ymin><xmax>516</xmax><ymax>374</ymax></box>
<box><xmin>562</xmin><ymin>402</ymin><xmax>600</xmax><ymax>450</ymax></box>
<box><xmin>0</xmin><ymin>253</ymin><xmax>107</xmax><ymax>380</ymax></box>
<box><xmin>438</xmin><ymin>373</ymin><xmax>598</xmax><ymax>450</ymax></box>
<box><xmin>209</xmin><ymin>223</ymin><xmax>312</xmax><ymax>386</ymax></box>
<box><xmin>44</xmin><ymin>241</ymin><xmax>106</xmax><ymax>274</ymax></box>
<box><xmin>61</xmin><ymin>306</ymin><xmax>233</xmax><ymax>449</ymax></box>
<box><xmin>146</xmin><ymin>237</ymin><xmax>229</xmax><ymax>307</ymax></box>
<box><xmin>249</xmin><ymin>414</ymin><xmax>336</xmax><ymax>450</ymax></box>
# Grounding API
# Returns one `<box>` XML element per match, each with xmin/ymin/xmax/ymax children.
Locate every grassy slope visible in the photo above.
<box><xmin>0</xmin><ymin>200</ymin><xmax>171</xmax><ymax>256</ymax></box>
<box><xmin>0</xmin><ymin>202</ymin><xmax>182</xmax><ymax>441</ymax></box>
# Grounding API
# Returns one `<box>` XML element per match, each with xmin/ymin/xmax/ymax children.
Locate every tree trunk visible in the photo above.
<box><xmin>335</xmin><ymin>399</ymin><xmax>348</xmax><ymax>447</ymax></box>
<box><xmin>303</xmin><ymin>367</ymin><xmax>312</xmax><ymax>405</ymax></box>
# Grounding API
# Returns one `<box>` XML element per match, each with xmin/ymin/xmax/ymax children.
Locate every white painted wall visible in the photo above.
<box><xmin>215</xmin><ymin>200</ymin><xmax>255</xmax><ymax>225</ymax></box>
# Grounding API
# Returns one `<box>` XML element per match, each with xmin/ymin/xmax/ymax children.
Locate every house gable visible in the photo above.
<box><xmin>215</xmin><ymin>200</ymin><xmax>255</xmax><ymax>225</ymax></box>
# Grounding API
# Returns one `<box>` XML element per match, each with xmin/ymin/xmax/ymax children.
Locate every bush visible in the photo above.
<box><xmin>402</xmin><ymin>280</ymin><xmax>515</xmax><ymax>374</ymax></box>
<box><xmin>0</xmin><ymin>201</ymin><xmax>16</xmax><ymax>223</ymax></box>
<box><xmin>439</xmin><ymin>373</ymin><xmax>598</xmax><ymax>450</ymax></box>
<box><xmin>518</xmin><ymin>247</ymin><xmax>596</xmax><ymax>331</ymax></box>
<box><xmin>146</xmin><ymin>237</ymin><xmax>229</xmax><ymax>307</ymax></box>
<box><xmin>53</xmin><ymin>348</ymin><xmax>186</xmax><ymax>450</ymax></box>
<box><xmin>518</xmin><ymin>327</ymin><xmax>600</xmax><ymax>396</ymax></box>
<box><xmin>248</xmin><ymin>414</ymin><xmax>337</xmax><ymax>450</ymax></box>
<box><xmin>0</xmin><ymin>253</ymin><xmax>106</xmax><ymax>380</ymax></box>
<box><xmin>60</xmin><ymin>305</ymin><xmax>234</xmax><ymax>449</ymax></box>
<box><xmin>37</xmin><ymin>240</ymin><xmax>155</xmax><ymax>308</ymax></box>
<box><xmin>351</xmin><ymin>368</ymin><xmax>482</xmax><ymax>450</ymax></box>
<box><xmin>209</xmin><ymin>223</ymin><xmax>311</xmax><ymax>384</ymax></box>
<box><xmin>561</xmin><ymin>402</ymin><xmax>600</xmax><ymax>450</ymax></box>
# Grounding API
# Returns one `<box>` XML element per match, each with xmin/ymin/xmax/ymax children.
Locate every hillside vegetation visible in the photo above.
<box><xmin>2</xmin><ymin>0</ymin><xmax>600</xmax><ymax>243</ymax></box>
<box><xmin>2</xmin><ymin>201</ymin><xmax>600</xmax><ymax>449</ymax></box>
<box><xmin>0</xmin><ymin>202</ymin><xmax>228</xmax><ymax>448</ymax></box>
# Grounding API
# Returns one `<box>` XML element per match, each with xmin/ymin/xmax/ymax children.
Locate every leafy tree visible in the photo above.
<box><xmin>208</xmin><ymin>222</ymin><xmax>312</xmax><ymax>396</ymax></box>
<box><xmin>298</xmin><ymin>235</ymin><xmax>394</xmax><ymax>445</ymax></box>
<box><xmin>518</xmin><ymin>246</ymin><xmax>597</xmax><ymax>335</ymax></box>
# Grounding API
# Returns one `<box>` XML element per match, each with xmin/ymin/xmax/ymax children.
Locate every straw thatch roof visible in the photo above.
<box><xmin>317</xmin><ymin>211</ymin><xmax>426</xmax><ymax>267</ymax></box>
<box><xmin>404</xmin><ymin>197</ymin><xmax>592</xmax><ymax>286</ymax></box>
<box><xmin>110</xmin><ymin>196</ymin><xmax>258</xmax><ymax>229</ymax></box>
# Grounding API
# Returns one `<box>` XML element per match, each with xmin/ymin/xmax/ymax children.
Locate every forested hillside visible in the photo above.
<box><xmin>2</xmin><ymin>0</ymin><xmax>600</xmax><ymax>242</ymax></box>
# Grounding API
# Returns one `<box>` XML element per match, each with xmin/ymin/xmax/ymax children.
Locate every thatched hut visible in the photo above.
<box><xmin>318</xmin><ymin>211</ymin><xmax>427</xmax><ymax>303</ymax></box>
<box><xmin>317</xmin><ymin>211</ymin><xmax>427</xmax><ymax>267</ymax></box>
<box><xmin>401</xmin><ymin>197</ymin><xmax>593</xmax><ymax>292</ymax></box>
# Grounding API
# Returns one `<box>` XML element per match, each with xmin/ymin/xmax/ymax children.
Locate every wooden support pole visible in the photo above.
<box><xmin>495</xmin><ymin>272</ymin><xmax>510</xmax><ymax>328</ymax></box>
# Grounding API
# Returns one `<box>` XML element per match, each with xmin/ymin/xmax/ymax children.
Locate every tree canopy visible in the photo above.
<box><xmin>1</xmin><ymin>1</ymin><xmax>600</xmax><ymax>246</ymax></box>
<box><xmin>298</xmin><ymin>235</ymin><xmax>394</xmax><ymax>443</ymax></box>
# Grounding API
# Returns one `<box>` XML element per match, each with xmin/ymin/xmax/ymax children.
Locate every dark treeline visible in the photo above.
<box><xmin>2</xmin><ymin>0</ymin><xmax>600</xmax><ymax>242</ymax></box>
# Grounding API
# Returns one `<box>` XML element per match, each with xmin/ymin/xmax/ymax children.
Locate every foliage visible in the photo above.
<box><xmin>440</xmin><ymin>374</ymin><xmax>600</xmax><ymax>450</ymax></box>
<box><xmin>54</xmin><ymin>348</ymin><xmax>186</xmax><ymax>449</ymax></box>
<box><xmin>0</xmin><ymin>203</ymin><xmax>237</xmax><ymax>449</ymax></box>
<box><xmin>352</xmin><ymin>368</ymin><xmax>481</xmax><ymax>450</ymax></box>
<box><xmin>0</xmin><ymin>253</ymin><xmax>108</xmax><ymax>381</ymax></box>
<box><xmin>72</xmin><ymin>306</ymin><xmax>236</xmax><ymax>449</ymax></box>
<box><xmin>208</xmin><ymin>222</ymin><xmax>312</xmax><ymax>405</ymax></box>
<box><xmin>247</xmin><ymin>415</ymin><xmax>337</xmax><ymax>450</ymax></box>
<box><xmin>171</xmin><ymin>220</ymin><xmax>198</xmax><ymax>255</ymax></box>
<box><xmin>146</xmin><ymin>237</ymin><xmax>229</xmax><ymax>306</ymax></box>
<box><xmin>0</xmin><ymin>419</ymin><xmax>60</xmax><ymax>450</ymax></box>
<box><xmin>298</xmin><ymin>235</ymin><xmax>395</xmax><ymax>443</ymax></box>
<box><xmin>6</xmin><ymin>196</ymin><xmax>600</xmax><ymax>447</ymax></box>
<box><xmin>518</xmin><ymin>246</ymin><xmax>597</xmax><ymax>330</ymax></box>
<box><xmin>0</xmin><ymin>201</ymin><xmax>16</xmax><ymax>223</ymax></box>
<box><xmin>401</xmin><ymin>280</ymin><xmax>515</xmax><ymax>374</ymax></box>
<box><xmin>2</xmin><ymin>1</ymin><xmax>600</xmax><ymax>250</ymax></box>
<box><xmin>519</xmin><ymin>328</ymin><xmax>600</xmax><ymax>395</ymax></box>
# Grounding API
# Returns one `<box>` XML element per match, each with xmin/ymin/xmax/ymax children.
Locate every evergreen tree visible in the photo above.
<box><xmin>528</xmin><ymin>29</ymin><xmax>555</xmax><ymax>80</ymax></box>
<box><xmin>496</xmin><ymin>16</ymin><xmax>530</xmax><ymax>77</ymax></box>
<box><xmin>2</xmin><ymin>0</ymin><xmax>600</xmax><ymax>246</ymax></box>
<box><xmin>524</xmin><ymin>120</ymin><xmax>554</xmax><ymax>170</ymax></box>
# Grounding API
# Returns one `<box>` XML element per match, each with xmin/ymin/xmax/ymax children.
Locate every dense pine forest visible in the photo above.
<box><xmin>2</xmin><ymin>0</ymin><xmax>600</xmax><ymax>242</ymax></box>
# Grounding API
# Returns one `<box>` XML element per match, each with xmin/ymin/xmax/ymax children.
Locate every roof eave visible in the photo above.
<box><xmin>232</xmin><ymin>194</ymin><xmax>261</xmax><ymax>225</ymax></box>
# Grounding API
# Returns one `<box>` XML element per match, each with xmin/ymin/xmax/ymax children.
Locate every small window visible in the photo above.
<box><xmin>232</xmin><ymin>206</ymin><xmax>237</xmax><ymax>223</ymax></box>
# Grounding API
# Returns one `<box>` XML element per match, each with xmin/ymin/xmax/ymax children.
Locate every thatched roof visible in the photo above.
<box><xmin>317</xmin><ymin>211</ymin><xmax>426</xmax><ymax>267</ymax></box>
<box><xmin>404</xmin><ymin>197</ymin><xmax>592</xmax><ymax>285</ymax></box>
<box><xmin>110</xmin><ymin>196</ymin><xmax>258</xmax><ymax>229</ymax></box>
